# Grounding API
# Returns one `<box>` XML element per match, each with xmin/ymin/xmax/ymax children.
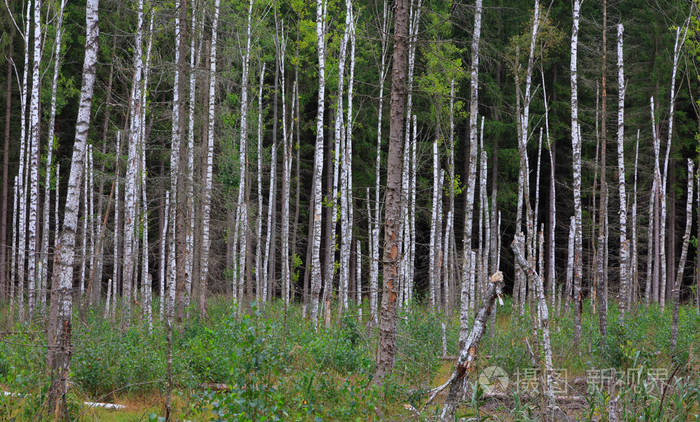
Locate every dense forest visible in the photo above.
<box><xmin>0</xmin><ymin>0</ymin><xmax>699</xmax><ymax>420</ymax></box>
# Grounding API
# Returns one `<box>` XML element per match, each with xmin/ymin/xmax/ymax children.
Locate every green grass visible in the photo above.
<box><xmin>0</xmin><ymin>297</ymin><xmax>698</xmax><ymax>420</ymax></box>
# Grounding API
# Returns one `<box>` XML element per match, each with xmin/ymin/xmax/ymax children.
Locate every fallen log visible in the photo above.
<box><xmin>2</xmin><ymin>391</ymin><xmax>126</xmax><ymax>410</ymax></box>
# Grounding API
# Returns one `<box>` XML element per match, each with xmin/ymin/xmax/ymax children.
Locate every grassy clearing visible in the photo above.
<box><xmin>0</xmin><ymin>297</ymin><xmax>698</xmax><ymax>420</ymax></box>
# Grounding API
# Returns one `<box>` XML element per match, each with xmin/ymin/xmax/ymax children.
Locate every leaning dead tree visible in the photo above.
<box><xmin>428</xmin><ymin>271</ymin><xmax>504</xmax><ymax>421</ymax></box>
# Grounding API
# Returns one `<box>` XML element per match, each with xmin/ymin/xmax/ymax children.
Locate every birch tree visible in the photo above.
<box><xmin>15</xmin><ymin>0</ymin><xmax>31</xmax><ymax>320</ymax></box>
<box><xmin>460</xmin><ymin>0</ymin><xmax>482</xmax><ymax>345</ymax></box>
<box><xmin>255</xmin><ymin>63</ymin><xmax>266</xmax><ymax>302</ymax></box>
<box><xmin>429</xmin><ymin>139</ymin><xmax>440</xmax><ymax>309</ymax></box>
<box><xmin>26</xmin><ymin>0</ymin><xmax>43</xmax><ymax>316</ymax></box>
<box><xmin>371</xmin><ymin>0</ymin><xmax>390</xmax><ymax>325</ymax></box>
<box><xmin>185</xmin><ymin>0</ymin><xmax>199</xmax><ymax>308</ymax></box>
<box><xmin>40</xmin><ymin>0</ymin><xmax>67</xmax><ymax>309</ymax></box>
<box><xmin>659</xmin><ymin>28</ymin><xmax>683</xmax><ymax>310</ymax></box>
<box><xmin>310</xmin><ymin>0</ymin><xmax>328</xmax><ymax>328</ymax></box>
<box><xmin>123</xmin><ymin>0</ymin><xmax>145</xmax><ymax>317</ymax></box>
<box><xmin>570</xmin><ymin>0</ymin><xmax>583</xmax><ymax>347</ymax></box>
<box><xmin>616</xmin><ymin>24</ymin><xmax>629</xmax><ymax>318</ymax></box>
<box><xmin>199</xmin><ymin>0</ymin><xmax>220</xmax><ymax>314</ymax></box>
<box><xmin>234</xmin><ymin>0</ymin><xmax>254</xmax><ymax>304</ymax></box>
<box><xmin>46</xmin><ymin>0</ymin><xmax>99</xmax><ymax>414</ymax></box>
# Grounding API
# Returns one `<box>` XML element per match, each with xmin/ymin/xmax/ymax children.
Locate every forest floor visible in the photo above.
<box><xmin>0</xmin><ymin>296</ymin><xmax>698</xmax><ymax>421</ymax></box>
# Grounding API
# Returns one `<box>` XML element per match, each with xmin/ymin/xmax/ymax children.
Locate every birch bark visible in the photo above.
<box><xmin>47</xmin><ymin>0</ymin><xmax>99</xmax><ymax>413</ymax></box>
<box><xmin>40</xmin><ymin>0</ymin><xmax>66</xmax><ymax>309</ymax></box>
<box><xmin>26</xmin><ymin>0</ymin><xmax>43</xmax><ymax>316</ymax></box>
<box><xmin>255</xmin><ymin>63</ymin><xmax>265</xmax><ymax>302</ymax></box>
<box><xmin>235</xmin><ymin>0</ymin><xmax>254</xmax><ymax>305</ymax></box>
<box><xmin>371</xmin><ymin>0</ymin><xmax>390</xmax><ymax>325</ymax></box>
<box><xmin>570</xmin><ymin>0</ymin><xmax>583</xmax><ymax>347</ymax></box>
<box><xmin>310</xmin><ymin>0</ymin><xmax>328</xmax><ymax>328</ymax></box>
<box><xmin>199</xmin><ymin>0</ymin><xmax>220</xmax><ymax>314</ymax></box>
<box><xmin>460</xmin><ymin>0</ymin><xmax>482</xmax><ymax>346</ymax></box>
<box><xmin>123</xmin><ymin>0</ymin><xmax>144</xmax><ymax>317</ymax></box>
<box><xmin>659</xmin><ymin>28</ymin><xmax>683</xmax><ymax>310</ymax></box>
<box><xmin>616</xmin><ymin>24</ymin><xmax>629</xmax><ymax>318</ymax></box>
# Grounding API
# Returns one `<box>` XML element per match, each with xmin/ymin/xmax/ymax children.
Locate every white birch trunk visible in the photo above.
<box><xmin>10</xmin><ymin>177</ymin><xmax>18</xmax><ymax>309</ymax></box>
<box><xmin>40</xmin><ymin>0</ymin><xmax>67</xmax><ymax>309</ymax></box>
<box><xmin>166</xmin><ymin>0</ymin><xmax>184</xmax><ymax>321</ymax></box>
<box><xmin>123</xmin><ymin>0</ymin><xmax>145</xmax><ymax>316</ymax></box>
<box><xmin>47</xmin><ymin>0</ymin><xmax>99</xmax><ymax>410</ymax></box>
<box><xmin>408</xmin><ymin>113</ymin><xmax>416</xmax><ymax>303</ymax></box>
<box><xmin>616</xmin><ymin>24</ymin><xmax>629</xmax><ymax>317</ymax></box>
<box><xmin>649</xmin><ymin>97</ymin><xmax>661</xmax><ymax>304</ymax></box>
<box><xmin>139</xmin><ymin>12</ymin><xmax>154</xmax><ymax>322</ymax></box>
<box><xmin>400</xmin><ymin>0</ymin><xmax>421</xmax><ymax>308</ymax></box>
<box><xmin>570</xmin><ymin>0</ymin><xmax>583</xmax><ymax>346</ymax></box>
<box><xmin>108</xmin><ymin>132</ymin><xmax>121</xmax><ymax>319</ymax></box>
<box><xmin>460</xmin><ymin>0</ymin><xmax>482</xmax><ymax>346</ymax></box>
<box><xmin>16</xmin><ymin>1</ymin><xmax>31</xmax><ymax>320</ymax></box>
<box><xmin>344</xmin><ymin>11</ymin><xmax>358</xmax><ymax>311</ymax></box>
<box><xmin>356</xmin><ymin>240</ymin><xmax>362</xmax><ymax>321</ymax></box>
<box><xmin>310</xmin><ymin>0</ymin><xmax>328</xmax><ymax>328</ymax></box>
<box><xmin>630</xmin><ymin>130</ymin><xmax>639</xmax><ymax>306</ymax></box>
<box><xmin>447</xmin><ymin>78</ymin><xmax>456</xmax><ymax>312</ymax></box>
<box><xmin>371</xmin><ymin>0</ymin><xmax>389</xmax><ymax>325</ymax></box>
<box><xmin>185</xmin><ymin>2</ymin><xmax>197</xmax><ymax>308</ymax></box>
<box><xmin>235</xmin><ymin>0</ymin><xmax>254</xmax><ymax>305</ymax></box>
<box><xmin>26</xmin><ymin>0</ymin><xmax>43</xmax><ymax>316</ymax></box>
<box><xmin>333</xmin><ymin>2</ymin><xmax>351</xmax><ymax>313</ymax></box>
<box><xmin>479</xmin><ymin>129</ymin><xmax>489</xmax><ymax>306</ymax></box>
<box><xmin>255</xmin><ymin>63</ymin><xmax>266</xmax><ymax>303</ymax></box>
<box><xmin>160</xmin><ymin>191</ymin><xmax>170</xmax><ymax>321</ymax></box>
<box><xmin>429</xmin><ymin>139</ymin><xmax>439</xmax><ymax>309</ymax></box>
<box><xmin>659</xmin><ymin>28</ymin><xmax>683</xmax><ymax>310</ymax></box>
<box><xmin>199</xmin><ymin>0</ymin><xmax>220</xmax><ymax>314</ymax></box>
<box><xmin>564</xmin><ymin>216</ymin><xmax>575</xmax><ymax>311</ymax></box>
<box><xmin>80</xmin><ymin>148</ymin><xmax>89</xmax><ymax>296</ymax></box>
<box><xmin>542</xmin><ymin>71</ymin><xmax>555</xmax><ymax>308</ymax></box>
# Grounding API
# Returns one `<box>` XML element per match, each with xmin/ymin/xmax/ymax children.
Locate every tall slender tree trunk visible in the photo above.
<box><xmin>630</xmin><ymin>130</ymin><xmax>640</xmax><ymax>307</ymax></box>
<box><xmin>596</xmin><ymin>0</ymin><xmax>609</xmax><ymax>338</ymax></box>
<box><xmin>373</xmin><ymin>0</ymin><xmax>409</xmax><ymax>385</ymax></box>
<box><xmin>185</xmin><ymin>0</ymin><xmax>198</xmax><ymax>310</ymax></box>
<box><xmin>430</xmin><ymin>139</ymin><xmax>440</xmax><ymax>309</ymax></box>
<box><xmin>460</xmin><ymin>0</ymin><xmax>482</xmax><ymax>345</ymax></box>
<box><xmin>570</xmin><ymin>0</ymin><xmax>583</xmax><ymax>348</ymax></box>
<box><xmin>26</xmin><ymin>0</ymin><xmax>43</xmax><ymax>317</ymax></box>
<box><xmin>659</xmin><ymin>28</ymin><xmax>683</xmax><ymax>311</ymax></box>
<box><xmin>46</xmin><ymin>0</ymin><xmax>99</xmax><ymax>414</ymax></box>
<box><xmin>371</xmin><ymin>0</ymin><xmax>390</xmax><ymax>326</ymax></box>
<box><xmin>1</xmin><ymin>32</ymin><xmax>14</xmax><ymax>302</ymax></box>
<box><xmin>39</xmin><ymin>0</ymin><xmax>66</xmax><ymax>309</ymax></box>
<box><xmin>234</xmin><ymin>0</ymin><xmax>254</xmax><ymax>307</ymax></box>
<box><xmin>616</xmin><ymin>24</ymin><xmax>629</xmax><ymax>319</ymax></box>
<box><xmin>310</xmin><ymin>0</ymin><xmax>328</xmax><ymax>328</ymax></box>
<box><xmin>542</xmin><ymin>72</ymin><xmax>556</xmax><ymax>308</ymax></box>
<box><xmin>199</xmin><ymin>0</ymin><xmax>220</xmax><ymax>314</ymax></box>
<box><xmin>255</xmin><ymin>63</ymin><xmax>266</xmax><ymax>303</ymax></box>
<box><xmin>123</xmin><ymin>0</ymin><xmax>145</xmax><ymax>319</ymax></box>
<box><xmin>16</xmin><ymin>2</ymin><xmax>31</xmax><ymax>320</ymax></box>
